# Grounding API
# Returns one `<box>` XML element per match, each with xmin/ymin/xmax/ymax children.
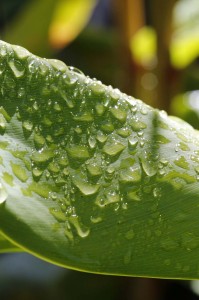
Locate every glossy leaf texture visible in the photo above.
<box><xmin>1</xmin><ymin>40</ymin><xmax>199</xmax><ymax>279</ymax></box>
<box><xmin>0</xmin><ymin>232</ymin><xmax>21</xmax><ymax>253</ymax></box>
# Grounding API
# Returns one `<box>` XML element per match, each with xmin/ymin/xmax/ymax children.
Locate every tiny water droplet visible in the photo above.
<box><xmin>153</xmin><ymin>187</ymin><xmax>161</xmax><ymax>198</ymax></box>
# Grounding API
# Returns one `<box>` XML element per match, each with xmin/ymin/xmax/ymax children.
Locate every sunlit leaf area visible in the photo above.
<box><xmin>1</xmin><ymin>0</ymin><xmax>199</xmax><ymax>299</ymax></box>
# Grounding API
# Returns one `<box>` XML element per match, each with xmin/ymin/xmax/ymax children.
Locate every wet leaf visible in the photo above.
<box><xmin>1</xmin><ymin>40</ymin><xmax>199</xmax><ymax>279</ymax></box>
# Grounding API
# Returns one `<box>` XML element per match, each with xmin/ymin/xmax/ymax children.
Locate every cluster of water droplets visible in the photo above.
<box><xmin>1</xmin><ymin>40</ymin><xmax>199</xmax><ymax>266</ymax></box>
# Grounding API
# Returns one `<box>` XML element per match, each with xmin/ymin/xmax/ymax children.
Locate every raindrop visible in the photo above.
<box><xmin>110</xmin><ymin>107</ymin><xmax>127</xmax><ymax>122</ymax></box>
<box><xmin>95</xmin><ymin>104</ymin><xmax>105</xmax><ymax>116</ymax></box>
<box><xmin>88</xmin><ymin>136</ymin><xmax>97</xmax><ymax>149</ymax></box>
<box><xmin>49</xmin><ymin>208</ymin><xmax>67</xmax><ymax>222</ymax></box>
<box><xmin>69</xmin><ymin>215</ymin><xmax>90</xmax><ymax>238</ymax></box>
<box><xmin>153</xmin><ymin>187</ymin><xmax>161</xmax><ymax>198</ymax></box>
<box><xmin>119</xmin><ymin>166</ymin><xmax>141</xmax><ymax>183</ymax></box>
<box><xmin>90</xmin><ymin>81</ymin><xmax>105</xmax><ymax>95</ymax></box>
<box><xmin>22</xmin><ymin>120</ymin><xmax>33</xmax><ymax>132</ymax></box>
<box><xmin>8</xmin><ymin>59</ymin><xmax>25</xmax><ymax>78</ymax></box>
<box><xmin>73</xmin><ymin>177</ymin><xmax>99</xmax><ymax>196</ymax></box>
<box><xmin>68</xmin><ymin>66</ymin><xmax>84</xmax><ymax>75</ymax></box>
<box><xmin>174</xmin><ymin>156</ymin><xmax>189</xmax><ymax>170</ymax></box>
<box><xmin>117</xmin><ymin>127</ymin><xmax>131</xmax><ymax>137</ymax></box>
<box><xmin>103</xmin><ymin>141</ymin><xmax>125</xmax><ymax>157</ymax></box>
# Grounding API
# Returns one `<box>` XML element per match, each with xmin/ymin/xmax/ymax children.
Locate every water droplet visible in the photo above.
<box><xmin>88</xmin><ymin>136</ymin><xmax>96</xmax><ymax>149</ymax></box>
<box><xmin>110</xmin><ymin>107</ymin><xmax>127</xmax><ymax>122</ymax></box>
<box><xmin>0</xmin><ymin>183</ymin><xmax>7</xmax><ymax>204</ymax></box>
<box><xmin>74</xmin><ymin>111</ymin><xmax>93</xmax><ymax>122</ymax></box>
<box><xmin>154</xmin><ymin>134</ymin><xmax>170</xmax><ymax>144</ymax></box>
<box><xmin>69</xmin><ymin>215</ymin><xmax>90</xmax><ymax>238</ymax></box>
<box><xmin>31</xmin><ymin>149</ymin><xmax>54</xmax><ymax>164</ymax></box>
<box><xmin>34</xmin><ymin>133</ymin><xmax>45</xmax><ymax>149</ymax></box>
<box><xmin>28</xmin><ymin>59</ymin><xmax>39</xmax><ymax>74</ymax></box>
<box><xmin>22</xmin><ymin>120</ymin><xmax>33</xmax><ymax>132</ymax></box>
<box><xmin>127</xmin><ymin>190</ymin><xmax>141</xmax><ymax>201</ymax></box>
<box><xmin>119</xmin><ymin>166</ymin><xmax>141</xmax><ymax>183</ymax></box>
<box><xmin>117</xmin><ymin>127</ymin><xmax>131</xmax><ymax>137</ymax></box>
<box><xmin>32</xmin><ymin>167</ymin><xmax>43</xmax><ymax>179</ymax></box>
<box><xmin>17</xmin><ymin>87</ymin><xmax>26</xmax><ymax>98</ymax></box>
<box><xmin>90</xmin><ymin>216</ymin><xmax>102</xmax><ymax>224</ymax></box>
<box><xmin>141</xmin><ymin>158</ymin><xmax>157</xmax><ymax>177</ymax></box>
<box><xmin>130</xmin><ymin>119</ymin><xmax>147</xmax><ymax>131</ymax></box>
<box><xmin>48</xmin><ymin>191</ymin><xmax>57</xmax><ymax>201</ymax></box>
<box><xmin>103</xmin><ymin>141</ymin><xmax>125</xmax><ymax>157</ymax></box>
<box><xmin>0</xmin><ymin>44</ymin><xmax>7</xmax><ymax>57</ymax></box>
<box><xmin>101</xmin><ymin>122</ymin><xmax>115</xmax><ymax>133</ymax></box>
<box><xmin>90</xmin><ymin>81</ymin><xmax>105</xmax><ymax>94</ymax></box>
<box><xmin>48</xmin><ymin>162</ymin><xmax>60</xmax><ymax>174</ymax></box>
<box><xmin>87</xmin><ymin>164</ymin><xmax>102</xmax><ymax>177</ymax></box>
<box><xmin>67</xmin><ymin>145</ymin><xmax>90</xmax><ymax>161</ymax></box>
<box><xmin>49</xmin><ymin>208</ymin><xmax>67</xmax><ymax>222</ymax></box>
<box><xmin>53</xmin><ymin>102</ymin><xmax>62</xmax><ymax>112</ymax></box>
<box><xmin>11</xmin><ymin>162</ymin><xmax>28</xmax><ymax>182</ymax></box>
<box><xmin>12</xmin><ymin>45</ymin><xmax>29</xmax><ymax>59</ymax></box>
<box><xmin>8</xmin><ymin>59</ymin><xmax>25</xmax><ymax>78</ymax></box>
<box><xmin>174</xmin><ymin>156</ymin><xmax>189</xmax><ymax>170</ymax></box>
<box><xmin>153</xmin><ymin>187</ymin><xmax>161</xmax><ymax>198</ymax></box>
<box><xmin>73</xmin><ymin>177</ymin><xmax>99</xmax><ymax>195</ymax></box>
<box><xmin>95</xmin><ymin>104</ymin><xmax>105</xmax><ymax>116</ymax></box>
<box><xmin>128</xmin><ymin>136</ymin><xmax>138</xmax><ymax>150</ymax></box>
<box><xmin>178</xmin><ymin>142</ymin><xmax>190</xmax><ymax>151</ymax></box>
<box><xmin>96</xmin><ymin>131</ymin><xmax>107</xmax><ymax>143</ymax></box>
<box><xmin>68</xmin><ymin>66</ymin><xmax>84</xmax><ymax>75</ymax></box>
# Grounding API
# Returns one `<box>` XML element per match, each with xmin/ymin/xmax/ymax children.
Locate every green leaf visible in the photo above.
<box><xmin>0</xmin><ymin>232</ymin><xmax>22</xmax><ymax>253</ymax></box>
<box><xmin>1</xmin><ymin>40</ymin><xmax>199</xmax><ymax>279</ymax></box>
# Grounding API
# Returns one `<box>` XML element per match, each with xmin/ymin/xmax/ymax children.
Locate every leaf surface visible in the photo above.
<box><xmin>1</xmin><ymin>40</ymin><xmax>199</xmax><ymax>279</ymax></box>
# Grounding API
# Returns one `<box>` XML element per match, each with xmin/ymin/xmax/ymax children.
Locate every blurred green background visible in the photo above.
<box><xmin>1</xmin><ymin>0</ymin><xmax>199</xmax><ymax>299</ymax></box>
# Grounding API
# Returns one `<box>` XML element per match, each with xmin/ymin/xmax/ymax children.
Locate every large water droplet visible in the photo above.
<box><xmin>31</xmin><ymin>149</ymin><xmax>54</xmax><ymax>164</ymax></box>
<box><xmin>73</xmin><ymin>177</ymin><xmax>99</xmax><ymax>195</ymax></box>
<box><xmin>67</xmin><ymin>145</ymin><xmax>90</xmax><ymax>161</ymax></box>
<box><xmin>87</xmin><ymin>163</ymin><xmax>102</xmax><ymax>177</ymax></box>
<box><xmin>8</xmin><ymin>59</ymin><xmax>25</xmax><ymax>78</ymax></box>
<box><xmin>103</xmin><ymin>141</ymin><xmax>125</xmax><ymax>157</ymax></box>
<box><xmin>110</xmin><ymin>107</ymin><xmax>127</xmax><ymax>122</ymax></box>
<box><xmin>11</xmin><ymin>162</ymin><xmax>28</xmax><ymax>182</ymax></box>
<box><xmin>141</xmin><ymin>158</ymin><xmax>157</xmax><ymax>177</ymax></box>
<box><xmin>69</xmin><ymin>215</ymin><xmax>90</xmax><ymax>238</ymax></box>
<box><xmin>119</xmin><ymin>166</ymin><xmax>141</xmax><ymax>183</ymax></box>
